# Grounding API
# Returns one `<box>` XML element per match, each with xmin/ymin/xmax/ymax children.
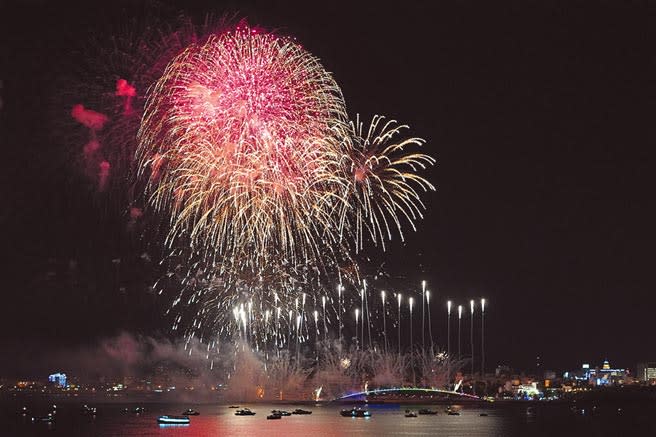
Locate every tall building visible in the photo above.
<box><xmin>637</xmin><ymin>362</ymin><xmax>656</xmax><ymax>382</ymax></box>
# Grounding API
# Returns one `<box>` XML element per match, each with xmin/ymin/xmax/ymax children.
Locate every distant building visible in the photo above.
<box><xmin>563</xmin><ymin>360</ymin><xmax>628</xmax><ymax>386</ymax></box>
<box><xmin>637</xmin><ymin>362</ymin><xmax>656</xmax><ymax>382</ymax></box>
<box><xmin>48</xmin><ymin>372</ymin><xmax>67</xmax><ymax>388</ymax></box>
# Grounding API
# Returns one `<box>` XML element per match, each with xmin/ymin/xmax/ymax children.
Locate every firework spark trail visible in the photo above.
<box><xmin>341</xmin><ymin>115</ymin><xmax>436</xmax><ymax>252</ymax></box>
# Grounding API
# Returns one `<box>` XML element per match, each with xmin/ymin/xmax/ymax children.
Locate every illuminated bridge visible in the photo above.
<box><xmin>333</xmin><ymin>387</ymin><xmax>484</xmax><ymax>403</ymax></box>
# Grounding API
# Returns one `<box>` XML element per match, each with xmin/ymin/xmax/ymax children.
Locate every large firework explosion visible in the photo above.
<box><xmin>63</xmin><ymin>17</ymin><xmax>434</xmax><ymax>352</ymax></box>
<box><xmin>137</xmin><ymin>26</ymin><xmax>350</xmax><ymax>272</ymax></box>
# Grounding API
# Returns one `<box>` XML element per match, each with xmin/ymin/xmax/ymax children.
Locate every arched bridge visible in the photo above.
<box><xmin>333</xmin><ymin>387</ymin><xmax>483</xmax><ymax>402</ymax></box>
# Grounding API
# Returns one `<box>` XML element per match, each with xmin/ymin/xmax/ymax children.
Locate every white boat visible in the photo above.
<box><xmin>157</xmin><ymin>415</ymin><xmax>191</xmax><ymax>424</ymax></box>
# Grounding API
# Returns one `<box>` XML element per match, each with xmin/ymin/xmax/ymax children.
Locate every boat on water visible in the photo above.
<box><xmin>81</xmin><ymin>405</ymin><xmax>98</xmax><ymax>415</ymax></box>
<box><xmin>182</xmin><ymin>409</ymin><xmax>199</xmax><ymax>416</ymax></box>
<box><xmin>267</xmin><ymin>413</ymin><xmax>282</xmax><ymax>420</ymax></box>
<box><xmin>31</xmin><ymin>414</ymin><xmax>55</xmax><ymax>423</ymax></box>
<box><xmin>235</xmin><ymin>408</ymin><xmax>256</xmax><ymax>416</ymax></box>
<box><xmin>340</xmin><ymin>407</ymin><xmax>371</xmax><ymax>418</ymax></box>
<box><xmin>405</xmin><ymin>410</ymin><xmax>418</xmax><ymax>418</ymax></box>
<box><xmin>157</xmin><ymin>415</ymin><xmax>190</xmax><ymax>424</ymax></box>
<box><xmin>447</xmin><ymin>411</ymin><xmax>460</xmax><ymax>416</ymax></box>
<box><xmin>271</xmin><ymin>410</ymin><xmax>292</xmax><ymax>416</ymax></box>
<box><xmin>124</xmin><ymin>407</ymin><xmax>146</xmax><ymax>414</ymax></box>
<box><xmin>292</xmin><ymin>408</ymin><xmax>312</xmax><ymax>415</ymax></box>
<box><xmin>418</xmin><ymin>408</ymin><xmax>438</xmax><ymax>415</ymax></box>
<box><xmin>228</xmin><ymin>405</ymin><xmax>240</xmax><ymax>408</ymax></box>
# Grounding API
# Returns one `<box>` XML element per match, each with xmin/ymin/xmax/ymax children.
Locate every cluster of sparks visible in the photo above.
<box><xmin>137</xmin><ymin>27</ymin><xmax>350</xmax><ymax>272</ymax></box>
<box><xmin>68</xmin><ymin>20</ymin><xmax>435</xmax><ymax>346</ymax></box>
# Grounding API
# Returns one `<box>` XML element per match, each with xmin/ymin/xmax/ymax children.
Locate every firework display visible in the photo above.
<box><xmin>137</xmin><ymin>26</ymin><xmax>350</xmax><ymax>272</ymax></box>
<box><xmin>65</xmin><ymin>19</ymin><xmax>434</xmax><ymax>350</ymax></box>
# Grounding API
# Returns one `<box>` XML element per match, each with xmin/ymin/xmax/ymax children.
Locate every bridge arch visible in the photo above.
<box><xmin>333</xmin><ymin>387</ymin><xmax>482</xmax><ymax>402</ymax></box>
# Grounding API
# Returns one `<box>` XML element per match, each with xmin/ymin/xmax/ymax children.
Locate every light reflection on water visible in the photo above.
<box><xmin>4</xmin><ymin>401</ymin><xmax>656</xmax><ymax>436</ymax></box>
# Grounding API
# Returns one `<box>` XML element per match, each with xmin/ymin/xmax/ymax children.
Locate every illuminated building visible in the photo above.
<box><xmin>563</xmin><ymin>360</ymin><xmax>628</xmax><ymax>386</ymax></box>
<box><xmin>516</xmin><ymin>382</ymin><xmax>542</xmax><ymax>400</ymax></box>
<box><xmin>48</xmin><ymin>372</ymin><xmax>67</xmax><ymax>388</ymax></box>
<box><xmin>637</xmin><ymin>362</ymin><xmax>656</xmax><ymax>382</ymax></box>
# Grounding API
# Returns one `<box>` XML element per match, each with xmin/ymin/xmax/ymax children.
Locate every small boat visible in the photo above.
<box><xmin>81</xmin><ymin>404</ymin><xmax>98</xmax><ymax>415</ymax></box>
<box><xmin>124</xmin><ymin>407</ymin><xmax>146</xmax><ymax>414</ymax></box>
<box><xmin>526</xmin><ymin>407</ymin><xmax>536</xmax><ymax>417</ymax></box>
<box><xmin>340</xmin><ymin>407</ymin><xmax>371</xmax><ymax>418</ymax></box>
<box><xmin>235</xmin><ymin>408</ymin><xmax>256</xmax><ymax>416</ymax></box>
<box><xmin>157</xmin><ymin>415</ymin><xmax>190</xmax><ymax>424</ymax></box>
<box><xmin>480</xmin><ymin>413</ymin><xmax>489</xmax><ymax>417</ymax></box>
<box><xmin>31</xmin><ymin>414</ymin><xmax>55</xmax><ymax>423</ymax></box>
<box><xmin>267</xmin><ymin>413</ymin><xmax>282</xmax><ymax>420</ymax></box>
<box><xmin>228</xmin><ymin>405</ymin><xmax>240</xmax><ymax>409</ymax></box>
<box><xmin>271</xmin><ymin>410</ymin><xmax>291</xmax><ymax>416</ymax></box>
<box><xmin>292</xmin><ymin>408</ymin><xmax>312</xmax><ymax>415</ymax></box>
<box><xmin>19</xmin><ymin>406</ymin><xmax>29</xmax><ymax>416</ymax></box>
<box><xmin>405</xmin><ymin>411</ymin><xmax>418</xmax><ymax>418</ymax></box>
<box><xmin>418</xmin><ymin>408</ymin><xmax>438</xmax><ymax>415</ymax></box>
<box><xmin>182</xmin><ymin>409</ymin><xmax>199</xmax><ymax>416</ymax></box>
<box><xmin>447</xmin><ymin>410</ymin><xmax>460</xmax><ymax>416</ymax></box>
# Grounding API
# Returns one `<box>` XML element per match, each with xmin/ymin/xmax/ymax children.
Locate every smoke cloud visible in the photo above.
<box><xmin>71</xmin><ymin>104</ymin><xmax>109</xmax><ymax>131</ymax></box>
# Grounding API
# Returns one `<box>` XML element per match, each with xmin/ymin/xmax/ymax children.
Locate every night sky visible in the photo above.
<box><xmin>0</xmin><ymin>0</ymin><xmax>652</xmax><ymax>376</ymax></box>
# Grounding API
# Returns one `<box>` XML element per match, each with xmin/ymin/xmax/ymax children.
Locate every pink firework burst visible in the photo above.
<box><xmin>138</xmin><ymin>25</ymin><xmax>350</xmax><ymax>270</ymax></box>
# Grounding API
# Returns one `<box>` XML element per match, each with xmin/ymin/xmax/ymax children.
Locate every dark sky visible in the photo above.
<box><xmin>0</xmin><ymin>0</ymin><xmax>652</xmax><ymax>376</ymax></box>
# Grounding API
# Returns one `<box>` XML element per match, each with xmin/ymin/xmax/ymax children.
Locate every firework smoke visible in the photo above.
<box><xmin>71</xmin><ymin>104</ymin><xmax>109</xmax><ymax>131</ymax></box>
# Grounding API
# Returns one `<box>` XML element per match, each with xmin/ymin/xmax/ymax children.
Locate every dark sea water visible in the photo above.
<box><xmin>3</xmin><ymin>398</ymin><xmax>656</xmax><ymax>436</ymax></box>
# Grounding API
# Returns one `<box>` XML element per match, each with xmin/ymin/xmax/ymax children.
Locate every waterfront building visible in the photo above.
<box><xmin>563</xmin><ymin>360</ymin><xmax>628</xmax><ymax>386</ymax></box>
<box><xmin>637</xmin><ymin>362</ymin><xmax>656</xmax><ymax>383</ymax></box>
<box><xmin>48</xmin><ymin>372</ymin><xmax>67</xmax><ymax>388</ymax></box>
